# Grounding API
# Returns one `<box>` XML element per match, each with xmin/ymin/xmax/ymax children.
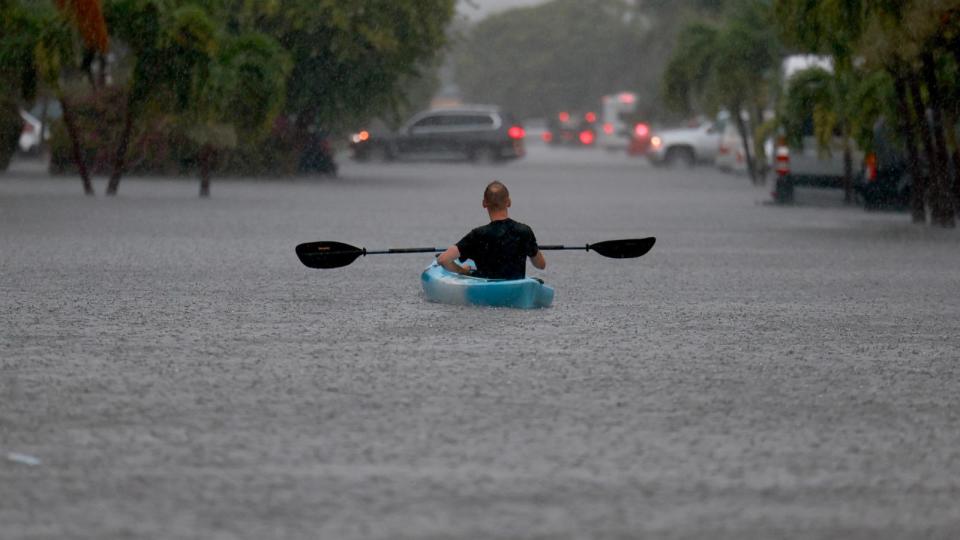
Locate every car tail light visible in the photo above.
<box><xmin>603</xmin><ymin>122</ymin><xmax>614</xmax><ymax>135</ymax></box>
<box><xmin>541</xmin><ymin>132</ymin><xmax>553</xmax><ymax>143</ymax></box>
<box><xmin>558</xmin><ymin>111</ymin><xmax>570</xmax><ymax>122</ymax></box>
<box><xmin>864</xmin><ymin>152</ymin><xmax>877</xmax><ymax>182</ymax></box>
<box><xmin>618</xmin><ymin>93</ymin><xmax>636</xmax><ymax>104</ymax></box>
<box><xmin>634</xmin><ymin>123</ymin><xmax>649</xmax><ymax>138</ymax></box>
<box><xmin>351</xmin><ymin>130</ymin><xmax>370</xmax><ymax>144</ymax></box>
<box><xmin>775</xmin><ymin>136</ymin><xmax>789</xmax><ymax>176</ymax></box>
<box><xmin>508</xmin><ymin>126</ymin><xmax>525</xmax><ymax>139</ymax></box>
<box><xmin>585</xmin><ymin>112</ymin><xmax>597</xmax><ymax>123</ymax></box>
<box><xmin>579</xmin><ymin>130</ymin><xmax>595</xmax><ymax>145</ymax></box>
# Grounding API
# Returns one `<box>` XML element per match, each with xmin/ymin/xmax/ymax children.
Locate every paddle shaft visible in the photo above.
<box><xmin>295</xmin><ymin>237</ymin><xmax>654</xmax><ymax>269</ymax></box>
<box><xmin>361</xmin><ymin>245</ymin><xmax>589</xmax><ymax>256</ymax></box>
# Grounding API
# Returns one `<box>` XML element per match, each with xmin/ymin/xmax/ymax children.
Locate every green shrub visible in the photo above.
<box><xmin>48</xmin><ymin>88</ymin><xmax>319</xmax><ymax>177</ymax></box>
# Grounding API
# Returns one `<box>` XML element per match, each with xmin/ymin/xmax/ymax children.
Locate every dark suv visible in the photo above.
<box><xmin>856</xmin><ymin>118</ymin><xmax>912</xmax><ymax>210</ymax></box>
<box><xmin>351</xmin><ymin>106</ymin><xmax>525</xmax><ymax>163</ymax></box>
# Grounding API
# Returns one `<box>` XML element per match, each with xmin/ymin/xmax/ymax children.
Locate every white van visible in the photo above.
<box><xmin>598</xmin><ymin>92</ymin><xmax>638</xmax><ymax>152</ymax></box>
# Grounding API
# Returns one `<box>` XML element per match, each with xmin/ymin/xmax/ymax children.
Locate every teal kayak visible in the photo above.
<box><xmin>421</xmin><ymin>261</ymin><xmax>554</xmax><ymax>309</ymax></box>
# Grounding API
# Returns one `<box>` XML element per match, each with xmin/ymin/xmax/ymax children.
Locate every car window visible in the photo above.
<box><xmin>444</xmin><ymin>114</ymin><xmax>494</xmax><ymax>127</ymax></box>
<box><xmin>709</xmin><ymin>119</ymin><xmax>726</xmax><ymax>134</ymax></box>
<box><xmin>412</xmin><ymin>115</ymin><xmax>444</xmax><ymax>128</ymax></box>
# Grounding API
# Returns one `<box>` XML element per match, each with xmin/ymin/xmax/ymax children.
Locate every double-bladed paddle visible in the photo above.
<box><xmin>295</xmin><ymin>237</ymin><xmax>655</xmax><ymax>269</ymax></box>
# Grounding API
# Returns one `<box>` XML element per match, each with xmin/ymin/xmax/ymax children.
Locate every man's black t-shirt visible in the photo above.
<box><xmin>456</xmin><ymin>218</ymin><xmax>539</xmax><ymax>279</ymax></box>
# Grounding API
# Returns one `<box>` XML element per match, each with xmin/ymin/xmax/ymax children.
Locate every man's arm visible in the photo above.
<box><xmin>530</xmin><ymin>250</ymin><xmax>546</xmax><ymax>270</ymax></box>
<box><xmin>438</xmin><ymin>245</ymin><xmax>472</xmax><ymax>275</ymax></box>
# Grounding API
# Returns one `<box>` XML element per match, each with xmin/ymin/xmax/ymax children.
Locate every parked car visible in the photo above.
<box><xmin>350</xmin><ymin>106</ymin><xmax>525</xmax><ymax>163</ymax></box>
<box><xmin>855</xmin><ymin>118</ymin><xmax>912</xmax><ymax>210</ymax></box>
<box><xmin>522</xmin><ymin>117</ymin><xmax>549</xmax><ymax>144</ymax></box>
<box><xmin>546</xmin><ymin>111</ymin><xmax>597</xmax><ymax>147</ymax></box>
<box><xmin>715</xmin><ymin>120</ymin><xmax>747</xmax><ymax>173</ymax></box>
<box><xmin>772</xmin><ymin>118</ymin><xmax>864</xmax><ymax>204</ymax></box>
<box><xmin>18</xmin><ymin>109</ymin><xmax>44</xmax><ymax>154</ymax></box>
<box><xmin>715</xmin><ymin>116</ymin><xmax>774</xmax><ymax>176</ymax></box>
<box><xmin>646</xmin><ymin>114</ymin><xmax>726</xmax><ymax>167</ymax></box>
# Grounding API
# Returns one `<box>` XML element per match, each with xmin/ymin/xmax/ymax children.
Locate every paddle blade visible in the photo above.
<box><xmin>296</xmin><ymin>241</ymin><xmax>364</xmax><ymax>269</ymax></box>
<box><xmin>588</xmin><ymin>237</ymin><xmax>656</xmax><ymax>259</ymax></box>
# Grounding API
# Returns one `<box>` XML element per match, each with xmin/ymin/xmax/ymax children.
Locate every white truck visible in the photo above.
<box><xmin>646</xmin><ymin>113</ymin><xmax>727</xmax><ymax>167</ymax></box>
<box><xmin>772</xmin><ymin>55</ymin><xmax>861</xmax><ymax>203</ymax></box>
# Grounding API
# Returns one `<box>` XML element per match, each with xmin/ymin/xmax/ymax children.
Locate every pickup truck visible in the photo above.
<box><xmin>646</xmin><ymin>116</ymin><xmax>725</xmax><ymax>167</ymax></box>
<box><xmin>772</xmin><ymin>130</ymin><xmax>863</xmax><ymax>204</ymax></box>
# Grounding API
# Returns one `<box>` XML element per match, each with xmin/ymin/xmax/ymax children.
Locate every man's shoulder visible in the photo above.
<box><xmin>508</xmin><ymin>219</ymin><xmax>535</xmax><ymax>235</ymax></box>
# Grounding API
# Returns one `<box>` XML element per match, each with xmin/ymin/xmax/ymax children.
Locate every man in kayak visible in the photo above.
<box><xmin>437</xmin><ymin>181</ymin><xmax>546</xmax><ymax>279</ymax></box>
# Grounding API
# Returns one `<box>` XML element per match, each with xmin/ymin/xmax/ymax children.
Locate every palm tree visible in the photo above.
<box><xmin>663</xmin><ymin>1</ymin><xmax>780</xmax><ymax>184</ymax></box>
<box><xmin>103</xmin><ymin>0</ymin><xmax>169</xmax><ymax>196</ymax></box>
<box><xmin>776</xmin><ymin>0</ymin><xmax>868</xmax><ymax>204</ymax></box>
<box><xmin>164</xmin><ymin>5</ymin><xmax>290</xmax><ymax>197</ymax></box>
<box><xmin>32</xmin><ymin>0</ymin><xmax>110</xmax><ymax>195</ymax></box>
<box><xmin>778</xmin><ymin>0</ymin><xmax>958</xmax><ymax>226</ymax></box>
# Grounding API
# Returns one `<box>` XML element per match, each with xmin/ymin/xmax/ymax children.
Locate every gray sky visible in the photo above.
<box><xmin>458</xmin><ymin>0</ymin><xmax>548</xmax><ymax>20</ymax></box>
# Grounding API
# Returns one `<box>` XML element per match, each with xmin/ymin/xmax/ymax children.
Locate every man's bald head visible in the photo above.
<box><xmin>483</xmin><ymin>181</ymin><xmax>510</xmax><ymax>211</ymax></box>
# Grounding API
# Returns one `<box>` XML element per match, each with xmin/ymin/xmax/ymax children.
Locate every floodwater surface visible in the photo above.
<box><xmin>2</xmin><ymin>147</ymin><xmax>960</xmax><ymax>539</ymax></box>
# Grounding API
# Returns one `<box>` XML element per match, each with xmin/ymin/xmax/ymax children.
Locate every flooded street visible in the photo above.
<box><xmin>3</xmin><ymin>147</ymin><xmax>960</xmax><ymax>539</ymax></box>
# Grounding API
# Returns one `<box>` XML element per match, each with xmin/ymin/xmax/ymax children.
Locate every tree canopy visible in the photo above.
<box><xmin>455</xmin><ymin>0</ymin><xmax>734</xmax><ymax>120</ymax></box>
<box><xmin>0</xmin><ymin>0</ymin><xmax>456</xmax><ymax>194</ymax></box>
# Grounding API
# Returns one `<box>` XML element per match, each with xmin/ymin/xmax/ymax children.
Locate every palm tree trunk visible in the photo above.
<box><xmin>842</xmin><ymin>139</ymin><xmax>853</xmax><ymax>205</ymax></box>
<box><xmin>60</xmin><ymin>95</ymin><xmax>94</xmax><ymax>196</ymax></box>
<box><xmin>909</xmin><ymin>75</ymin><xmax>934</xmax><ymax>222</ymax></box>
<box><xmin>942</xmin><ymin>108</ymin><xmax>960</xmax><ymax>213</ymax></box>
<box><xmin>106</xmin><ymin>92</ymin><xmax>135</xmax><ymax>196</ymax></box>
<box><xmin>199</xmin><ymin>144</ymin><xmax>213</xmax><ymax>198</ymax></box>
<box><xmin>38</xmin><ymin>96</ymin><xmax>49</xmax><ymax>154</ymax></box>
<box><xmin>921</xmin><ymin>51</ymin><xmax>955</xmax><ymax>227</ymax></box>
<box><xmin>732</xmin><ymin>109</ymin><xmax>756</xmax><ymax>184</ymax></box>
<box><xmin>754</xmin><ymin>103</ymin><xmax>768</xmax><ymax>181</ymax></box>
<box><xmin>893</xmin><ymin>72</ymin><xmax>925</xmax><ymax>224</ymax></box>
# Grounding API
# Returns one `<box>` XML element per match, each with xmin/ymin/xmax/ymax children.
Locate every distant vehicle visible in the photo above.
<box><xmin>855</xmin><ymin>118</ymin><xmax>912</xmax><ymax>210</ymax></box>
<box><xmin>18</xmin><ymin>110</ymin><xmax>43</xmax><ymax>154</ymax></box>
<box><xmin>627</xmin><ymin>121</ymin><xmax>652</xmax><ymax>156</ymax></box>
<box><xmin>522</xmin><ymin>117</ymin><xmax>549</xmax><ymax>144</ymax></box>
<box><xmin>598</xmin><ymin>91</ymin><xmax>639</xmax><ymax>152</ymax></box>
<box><xmin>646</xmin><ymin>114</ymin><xmax>726</xmax><ymax>167</ymax></box>
<box><xmin>714</xmin><ymin>114</ymin><xmax>773</xmax><ymax>175</ymax></box>
<box><xmin>772</xmin><ymin>127</ymin><xmax>863</xmax><ymax>204</ymax></box>
<box><xmin>771</xmin><ymin>54</ymin><xmax>862</xmax><ymax>203</ymax></box>
<box><xmin>350</xmin><ymin>105</ymin><xmax>525</xmax><ymax>163</ymax></box>
<box><xmin>546</xmin><ymin>111</ymin><xmax>597</xmax><ymax>147</ymax></box>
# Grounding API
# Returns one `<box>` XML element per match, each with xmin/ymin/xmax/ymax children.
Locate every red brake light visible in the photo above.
<box><xmin>558</xmin><ymin>111</ymin><xmax>570</xmax><ymax>122</ymax></box>
<box><xmin>585</xmin><ymin>112</ymin><xmax>597</xmax><ymax>123</ymax></box>
<box><xmin>603</xmin><ymin>122</ymin><xmax>614</xmax><ymax>135</ymax></box>
<box><xmin>579</xmin><ymin>130</ymin><xmax>595</xmax><ymax>145</ymax></box>
<box><xmin>618</xmin><ymin>93</ymin><xmax>636</xmax><ymax>104</ymax></box>
<box><xmin>508</xmin><ymin>126</ymin><xmax>525</xmax><ymax>139</ymax></box>
<box><xmin>541</xmin><ymin>132</ymin><xmax>553</xmax><ymax>143</ymax></box>
<box><xmin>634</xmin><ymin>123</ymin><xmax>649</xmax><ymax>138</ymax></box>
